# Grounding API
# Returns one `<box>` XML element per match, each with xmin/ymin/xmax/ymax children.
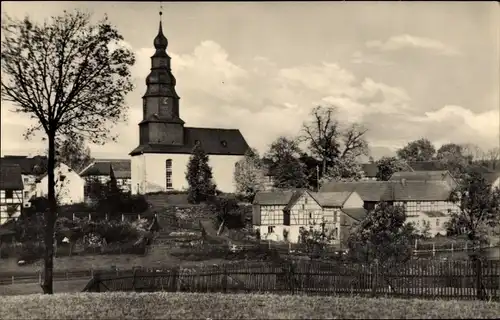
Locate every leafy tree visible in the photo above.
<box><xmin>301</xmin><ymin>105</ymin><xmax>368</xmax><ymax>177</ymax></box>
<box><xmin>397</xmin><ymin>138</ymin><xmax>436</xmax><ymax>162</ymax></box>
<box><xmin>375</xmin><ymin>156</ymin><xmax>409</xmax><ymax>181</ymax></box>
<box><xmin>447</xmin><ymin>171</ymin><xmax>500</xmax><ymax>244</ymax></box>
<box><xmin>324</xmin><ymin>154</ymin><xmax>365</xmax><ymax>183</ymax></box>
<box><xmin>298</xmin><ymin>217</ymin><xmax>337</xmax><ymax>260</ymax></box>
<box><xmin>1</xmin><ymin>11</ymin><xmax>135</xmax><ymax>293</ymax></box>
<box><xmin>347</xmin><ymin>202</ymin><xmax>417</xmax><ymax>265</ymax></box>
<box><xmin>186</xmin><ymin>144</ymin><xmax>217</xmax><ymax>204</ymax></box>
<box><xmin>435</xmin><ymin>143</ymin><xmax>471</xmax><ymax>179</ymax></box>
<box><xmin>53</xmin><ymin>136</ymin><xmax>93</xmax><ymax>173</ymax></box>
<box><xmin>234</xmin><ymin>148</ymin><xmax>265</xmax><ymax>201</ymax></box>
<box><xmin>264</xmin><ymin>136</ymin><xmax>307</xmax><ymax>189</ymax></box>
<box><xmin>209</xmin><ymin>196</ymin><xmax>244</xmax><ymax>234</ymax></box>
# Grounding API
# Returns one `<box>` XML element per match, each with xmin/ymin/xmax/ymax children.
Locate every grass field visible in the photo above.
<box><xmin>0</xmin><ymin>292</ymin><xmax>499</xmax><ymax>319</ymax></box>
<box><xmin>0</xmin><ymin>279</ymin><xmax>89</xmax><ymax>296</ymax></box>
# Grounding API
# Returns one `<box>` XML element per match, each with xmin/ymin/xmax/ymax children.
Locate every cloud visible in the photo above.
<box><xmin>350</xmin><ymin>51</ymin><xmax>394</xmax><ymax>66</ymax></box>
<box><xmin>1</xmin><ymin>40</ymin><xmax>496</xmax><ymax>160</ymax></box>
<box><xmin>365</xmin><ymin>34</ymin><xmax>461</xmax><ymax>56</ymax></box>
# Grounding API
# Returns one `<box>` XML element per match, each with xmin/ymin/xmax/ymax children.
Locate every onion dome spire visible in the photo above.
<box><xmin>154</xmin><ymin>8</ymin><xmax>168</xmax><ymax>50</ymax></box>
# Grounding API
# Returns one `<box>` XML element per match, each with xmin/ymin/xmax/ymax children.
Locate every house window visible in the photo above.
<box><xmin>23</xmin><ymin>178</ymin><xmax>29</xmax><ymax>184</ymax></box>
<box><xmin>302</xmin><ymin>204</ymin><xmax>305</xmax><ymax>210</ymax></box>
<box><xmin>165</xmin><ymin>159</ymin><xmax>173</xmax><ymax>189</ymax></box>
<box><xmin>268</xmin><ymin>226</ymin><xmax>275</xmax><ymax>233</ymax></box>
<box><xmin>309</xmin><ymin>212</ymin><xmax>312</xmax><ymax>219</ymax></box>
<box><xmin>24</xmin><ymin>191</ymin><xmax>29</xmax><ymax>199</ymax></box>
<box><xmin>5</xmin><ymin>190</ymin><xmax>13</xmax><ymax>199</ymax></box>
<box><xmin>304</xmin><ymin>198</ymin><xmax>308</xmax><ymax>204</ymax></box>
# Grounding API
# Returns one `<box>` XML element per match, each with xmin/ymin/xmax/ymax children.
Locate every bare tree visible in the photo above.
<box><xmin>301</xmin><ymin>105</ymin><xmax>368</xmax><ymax>176</ymax></box>
<box><xmin>1</xmin><ymin>11</ymin><xmax>135</xmax><ymax>294</ymax></box>
<box><xmin>53</xmin><ymin>135</ymin><xmax>94</xmax><ymax>173</ymax></box>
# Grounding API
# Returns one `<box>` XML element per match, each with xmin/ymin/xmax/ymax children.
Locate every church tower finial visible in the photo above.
<box><xmin>154</xmin><ymin>1</ymin><xmax>168</xmax><ymax>50</ymax></box>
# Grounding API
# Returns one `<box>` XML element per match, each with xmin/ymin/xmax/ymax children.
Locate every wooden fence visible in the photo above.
<box><xmin>84</xmin><ymin>259</ymin><xmax>500</xmax><ymax>301</ymax></box>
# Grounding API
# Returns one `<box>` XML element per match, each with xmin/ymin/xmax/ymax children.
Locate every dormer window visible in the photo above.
<box><xmin>221</xmin><ymin>140</ymin><xmax>228</xmax><ymax>147</ymax></box>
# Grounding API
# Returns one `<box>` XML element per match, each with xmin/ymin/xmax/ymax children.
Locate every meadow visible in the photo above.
<box><xmin>1</xmin><ymin>292</ymin><xmax>499</xmax><ymax>319</ymax></box>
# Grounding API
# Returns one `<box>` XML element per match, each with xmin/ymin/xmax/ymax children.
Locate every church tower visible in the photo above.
<box><xmin>138</xmin><ymin>12</ymin><xmax>184</xmax><ymax>146</ymax></box>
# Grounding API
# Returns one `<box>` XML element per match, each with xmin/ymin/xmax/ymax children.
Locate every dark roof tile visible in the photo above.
<box><xmin>310</xmin><ymin>192</ymin><xmax>353</xmax><ymax>207</ymax></box>
<box><xmin>341</xmin><ymin>208</ymin><xmax>368</xmax><ymax>221</ymax></box>
<box><xmin>320</xmin><ymin>180</ymin><xmax>453</xmax><ymax>202</ymax></box>
<box><xmin>80</xmin><ymin>160</ymin><xmax>131</xmax><ymax>178</ymax></box>
<box><xmin>1</xmin><ymin>155</ymin><xmax>47</xmax><ymax>175</ymax></box>
<box><xmin>130</xmin><ymin>127</ymin><xmax>249</xmax><ymax>156</ymax></box>
<box><xmin>0</xmin><ymin>163</ymin><xmax>24</xmax><ymax>190</ymax></box>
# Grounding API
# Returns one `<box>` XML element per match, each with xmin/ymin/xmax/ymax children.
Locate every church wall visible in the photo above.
<box><xmin>132</xmin><ymin>153</ymin><xmax>243</xmax><ymax>194</ymax></box>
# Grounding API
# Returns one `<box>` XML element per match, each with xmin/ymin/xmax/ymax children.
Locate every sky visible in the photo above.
<box><xmin>1</xmin><ymin>1</ymin><xmax>499</xmax><ymax>160</ymax></box>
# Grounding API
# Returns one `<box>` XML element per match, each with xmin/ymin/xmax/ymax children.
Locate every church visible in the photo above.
<box><xmin>129</xmin><ymin>14</ymin><xmax>250</xmax><ymax>194</ymax></box>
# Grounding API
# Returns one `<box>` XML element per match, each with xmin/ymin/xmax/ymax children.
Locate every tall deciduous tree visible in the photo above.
<box><xmin>396</xmin><ymin>138</ymin><xmax>436</xmax><ymax>162</ymax></box>
<box><xmin>264</xmin><ymin>136</ymin><xmax>307</xmax><ymax>189</ymax></box>
<box><xmin>234</xmin><ymin>148</ymin><xmax>265</xmax><ymax>201</ymax></box>
<box><xmin>1</xmin><ymin>11</ymin><xmax>135</xmax><ymax>294</ymax></box>
<box><xmin>375</xmin><ymin>156</ymin><xmax>409</xmax><ymax>181</ymax></box>
<box><xmin>186</xmin><ymin>144</ymin><xmax>217</xmax><ymax>204</ymax></box>
<box><xmin>301</xmin><ymin>105</ymin><xmax>368</xmax><ymax>177</ymax></box>
<box><xmin>447</xmin><ymin>171</ymin><xmax>500</xmax><ymax>244</ymax></box>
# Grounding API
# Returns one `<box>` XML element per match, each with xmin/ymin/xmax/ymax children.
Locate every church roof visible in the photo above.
<box><xmin>130</xmin><ymin>127</ymin><xmax>249</xmax><ymax>156</ymax></box>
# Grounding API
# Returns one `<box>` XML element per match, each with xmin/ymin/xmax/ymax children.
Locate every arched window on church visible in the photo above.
<box><xmin>165</xmin><ymin>159</ymin><xmax>173</xmax><ymax>190</ymax></box>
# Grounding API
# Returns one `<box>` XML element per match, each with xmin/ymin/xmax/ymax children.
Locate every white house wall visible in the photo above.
<box><xmin>406</xmin><ymin>214</ymin><xmax>450</xmax><ymax>237</ymax></box>
<box><xmin>342</xmin><ymin>192</ymin><xmax>364</xmax><ymax>209</ymax></box>
<box><xmin>21</xmin><ymin>174</ymin><xmax>37</xmax><ymax>207</ymax></box>
<box><xmin>131</xmin><ymin>153</ymin><xmax>243</xmax><ymax>194</ymax></box>
<box><xmin>37</xmin><ymin>163</ymin><xmax>85</xmax><ymax>205</ymax></box>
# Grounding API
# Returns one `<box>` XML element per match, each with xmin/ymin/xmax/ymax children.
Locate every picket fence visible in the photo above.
<box><xmin>84</xmin><ymin>259</ymin><xmax>500</xmax><ymax>301</ymax></box>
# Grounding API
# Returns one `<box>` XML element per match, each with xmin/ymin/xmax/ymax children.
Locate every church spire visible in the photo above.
<box><xmin>154</xmin><ymin>5</ymin><xmax>168</xmax><ymax>50</ymax></box>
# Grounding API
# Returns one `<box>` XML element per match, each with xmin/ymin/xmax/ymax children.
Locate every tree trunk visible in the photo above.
<box><xmin>41</xmin><ymin>132</ymin><xmax>57</xmax><ymax>294</ymax></box>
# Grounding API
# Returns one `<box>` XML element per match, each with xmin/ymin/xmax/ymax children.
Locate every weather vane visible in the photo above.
<box><xmin>159</xmin><ymin>1</ymin><xmax>163</xmax><ymax>20</ymax></box>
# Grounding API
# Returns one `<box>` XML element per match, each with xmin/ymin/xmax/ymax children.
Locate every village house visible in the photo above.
<box><xmin>79</xmin><ymin>159</ymin><xmax>132</xmax><ymax>202</ymax></box>
<box><xmin>252</xmin><ymin>189</ymin><xmax>367</xmax><ymax>244</ymax></box>
<box><xmin>320</xmin><ymin>179</ymin><xmax>458</xmax><ymax>237</ymax></box>
<box><xmin>0</xmin><ymin>163</ymin><xmax>24</xmax><ymax>225</ymax></box>
<box><xmin>0</xmin><ymin>155</ymin><xmax>47</xmax><ymax>208</ymax></box>
<box><xmin>36</xmin><ymin>163</ymin><xmax>85</xmax><ymax>205</ymax></box>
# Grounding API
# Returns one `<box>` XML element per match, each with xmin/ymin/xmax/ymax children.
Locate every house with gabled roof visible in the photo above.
<box><xmin>320</xmin><ymin>179</ymin><xmax>458</xmax><ymax>237</ymax></box>
<box><xmin>0</xmin><ymin>163</ymin><xmax>24</xmax><ymax>224</ymax></box>
<box><xmin>0</xmin><ymin>155</ymin><xmax>47</xmax><ymax>208</ymax></box>
<box><xmin>36</xmin><ymin>163</ymin><xmax>85</xmax><ymax>205</ymax></box>
<box><xmin>252</xmin><ymin>189</ymin><xmax>366</xmax><ymax>244</ymax></box>
<box><xmin>79</xmin><ymin>159</ymin><xmax>132</xmax><ymax>202</ymax></box>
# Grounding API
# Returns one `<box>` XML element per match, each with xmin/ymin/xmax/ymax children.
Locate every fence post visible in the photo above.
<box><xmin>371</xmin><ymin>261</ymin><xmax>378</xmax><ymax>297</ymax></box>
<box><xmin>11</xmin><ymin>276</ymin><xmax>14</xmax><ymax>285</ymax></box>
<box><xmin>94</xmin><ymin>273</ymin><xmax>101</xmax><ymax>293</ymax></box>
<box><xmin>132</xmin><ymin>268</ymin><xmax>138</xmax><ymax>292</ymax></box>
<box><xmin>474</xmin><ymin>256</ymin><xmax>484</xmax><ymax>300</ymax></box>
<box><xmin>288</xmin><ymin>262</ymin><xmax>295</xmax><ymax>295</ymax></box>
<box><xmin>72</xmin><ymin>213</ymin><xmax>75</xmax><ymax>221</ymax></box>
<box><xmin>122</xmin><ymin>214</ymin><xmax>125</xmax><ymax>222</ymax></box>
<box><xmin>432</xmin><ymin>243</ymin><xmax>435</xmax><ymax>257</ymax></box>
<box><xmin>222</xmin><ymin>266</ymin><xmax>228</xmax><ymax>293</ymax></box>
<box><xmin>88</xmin><ymin>213</ymin><xmax>91</xmax><ymax>221</ymax></box>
